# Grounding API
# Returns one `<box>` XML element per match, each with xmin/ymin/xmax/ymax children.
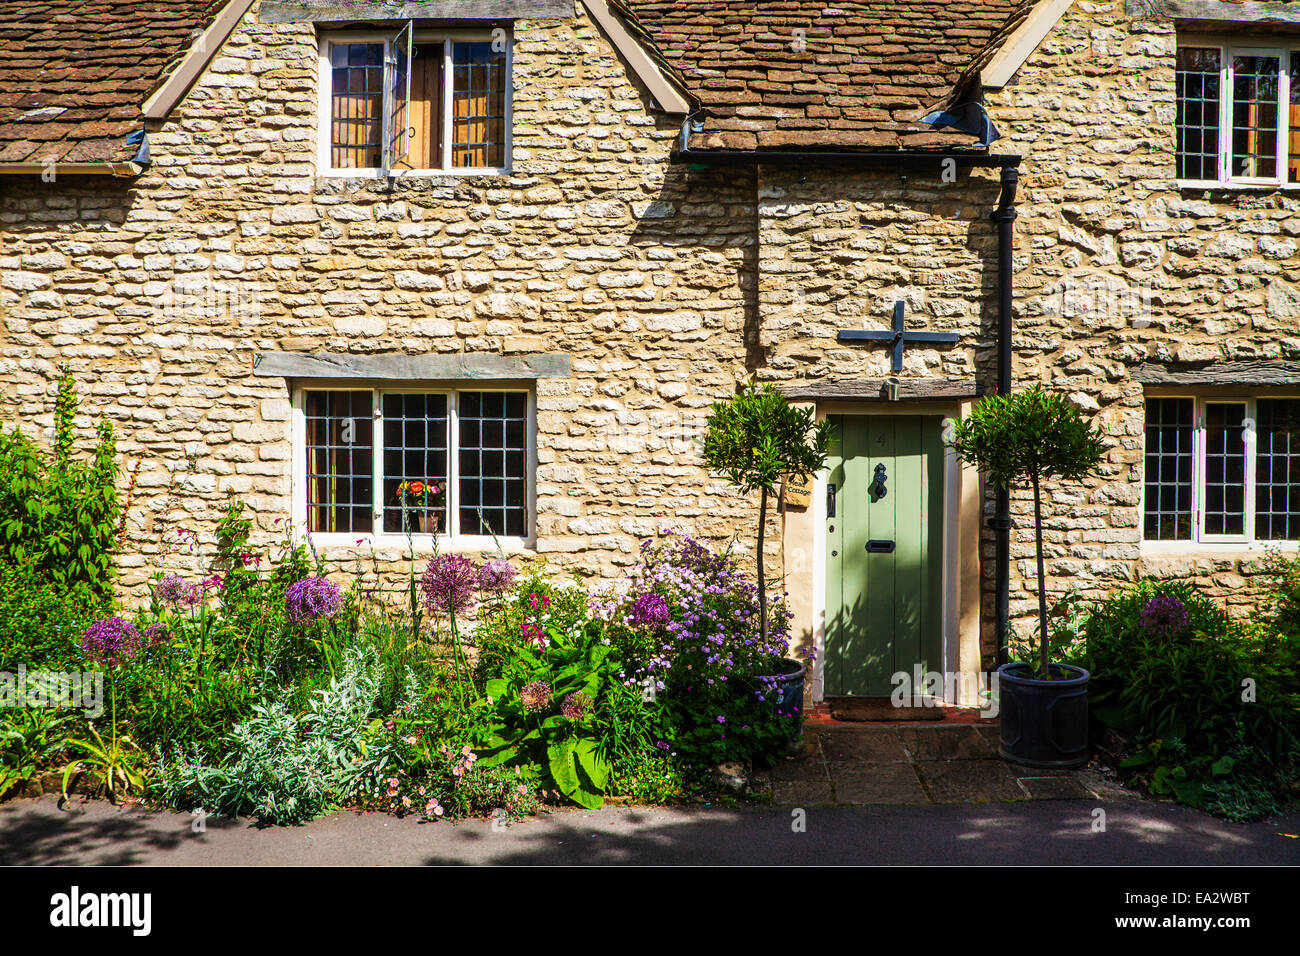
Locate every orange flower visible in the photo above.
<box><xmin>410</xmin><ymin>481</ymin><xmax>425</xmax><ymax>495</ymax></box>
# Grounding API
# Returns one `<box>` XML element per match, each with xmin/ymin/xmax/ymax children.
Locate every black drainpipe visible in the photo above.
<box><xmin>990</xmin><ymin>166</ymin><xmax>1019</xmax><ymax>666</ymax></box>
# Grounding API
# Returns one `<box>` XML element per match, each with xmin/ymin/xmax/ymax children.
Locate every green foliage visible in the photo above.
<box><xmin>947</xmin><ymin>384</ymin><xmax>1106</xmax><ymax>492</ymax></box>
<box><xmin>0</xmin><ymin>706</ymin><xmax>72</xmax><ymax>799</ymax></box>
<box><xmin>701</xmin><ymin>381</ymin><xmax>835</xmax><ymax>495</ymax></box>
<box><xmin>1083</xmin><ymin>578</ymin><xmax>1299</xmax><ymax>820</ymax></box>
<box><xmin>702</xmin><ymin>381</ymin><xmax>834</xmax><ymax>645</ymax></box>
<box><xmin>155</xmin><ymin>645</ymin><xmax>384</xmax><ymax>825</ymax></box>
<box><xmin>474</xmin><ymin>618</ymin><xmax>616</xmax><ymax>809</ymax></box>
<box><xmin>948</xmin><ymin>385</ymin><xmax>1105</xmax><ymax>675</ymax></box>
<box><xmin>0</xmin><ymin>561</ymin><xmax>101</xmax><ymax>672</ymax></box>
<box><xmin>471</xmin><ymin>565</ymin><xmax>591</xmax><ymax>685</ymax></box>
<box><xmin>62</xmin><ymin>720</ymin><xmax>148</xmax><ymax>803</ymax></box>
<box><xmin>0</xmin><ymin>370</ymin><xmax>119</xmax><ymax>600</ymax></box>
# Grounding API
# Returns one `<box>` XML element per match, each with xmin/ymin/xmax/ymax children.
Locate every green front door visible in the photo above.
<box><xmin>825</xmin><ymin>414</ymin><xmax>945</xmax><ymax>696</ymax></box>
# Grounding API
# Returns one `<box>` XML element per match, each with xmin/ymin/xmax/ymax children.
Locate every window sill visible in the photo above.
<box><xmin>302</xmin><ymin>533</ymin><xmax>534</xmax><ymax>555</ymax></box>
<box><xmin>1177</xmin><ymin>179</ymin><xmax>1300</xmax><ymax>192</ymax></box>
<box><xmin>1139</xmin><ymin>540</ymin><xmax>1300</xmax><ymax>556</ymax></box>
<box><xmin>317</xmin><ymin>167</ymin><xmax>511</xmax><ymax>181</ymax></box>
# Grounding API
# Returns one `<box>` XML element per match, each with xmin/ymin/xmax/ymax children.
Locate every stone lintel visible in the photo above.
<box><xmin>258</xmin><ymin>0</ymin><xmax>574</xmax><ymax>23</ymax></box>
<box><xmin>1135</xmin><ymin>360</ymin><xmax>1300</xmax><ymax>387</ymax></box>
<box><xmin>1126</xmin><ymin>0</ymin><xmax>1300</xmax><ymax>26</ymax></box>
<box><xmin>253</xmin><ymin>351</ymin><xmax>570</xmax><ymax>380</ymax></box>
<box><xmin>780</xmin><ymin>378</ymin><xmax>983</xmax><ymax>402</ymax></box>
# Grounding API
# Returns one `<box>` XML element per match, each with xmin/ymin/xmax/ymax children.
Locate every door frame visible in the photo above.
<box><xmin>801</xmin><ymin>400</ymin><xmax>980</xmax><ymax>704</ymax></box>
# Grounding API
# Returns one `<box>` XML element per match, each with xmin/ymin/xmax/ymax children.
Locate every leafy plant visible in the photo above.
<box><xmin>1083</xmin><ymin>579</ymin><xmax>1299</xmax><ymax>820</ymax></box>
<box><xmin>155</xmin><ymin>645</ymin><xmax>384</xmax><ymax>826</ymax></box>
<box><xmin>0</xmin><ymin>369</ymin><xmax>119</xmax><ymax>600</ymax></box>
<box><xmin>948</xmin><ymin>385</ymin><xmax>1105</xmax><ymax>677</ymax></box>
<box><xmin>0</xmin><ymin>561</ymin><xmax>100</xmax><ymax>672</ymax></box>
<box><xmin>0</xmin><ymin>706</ymin><xmax>73</xmax><ymax>799</ymax></box>
<box><xmin>61</xmin><ymin>721</ymin><xmax>147</xmax><ymax>803</ymax></box>
<box><xmin>701</xmin><ymin>381</ymin><xmax>833</xmax><ymax>645</ymax></box>
<box><xmin>474</xmin><ymin>618</ymin><xmax>615</xmax><ymax>809</ymax></box>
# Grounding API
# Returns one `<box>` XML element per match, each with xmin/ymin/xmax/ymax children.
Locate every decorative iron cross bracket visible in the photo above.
<box><xmin>837</xmin><ymin>300</ymin><xmax>960</xmax><ymax>373</ymax></box>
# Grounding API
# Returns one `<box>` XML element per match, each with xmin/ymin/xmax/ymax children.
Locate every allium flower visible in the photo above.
<box><xmin>520</xmin><ymin>680</ymin><xmax>552</xmax><ymax>712</ymax></box>
<box><xmin>420</xmin><ymin>554</ymin><xmax>479</xmax><ymax>615</ymax></box>
<box><xmin>155</xmin><ymin>573</ymin><xmax>202</xmax><ymax>610</ymax></box>
<box><xmin>284</xmin><ymin>576</ymin><xmax>344</xmax><ymax>625</ymax></box>
<box><xmin>83</xmin><ymin>618</ymin><xmax>142</xmax><ymax>669</ymax></box>
<box><xmin>477</xmin><ymin>558</ymin><xmax>518</xmax><ymax>593</ymax></box>
<box><xmin>561</xmin><ymin>691</ymin><xmax>592</xmax><ymax>722</ymax></box>
<box><xmin>144</xmin><ymin>622</ymin><xmax>170</xmax><ymax>645</ymax></box>
<box><xmin>629</xmin><ymin>592</ymin><xmax>672</xmax><ymax>629</ymax></box>
<box><xmin>1139</xmin><ymin>596</ymin><xmax>1189</xmax><ymax>638</ymax></box>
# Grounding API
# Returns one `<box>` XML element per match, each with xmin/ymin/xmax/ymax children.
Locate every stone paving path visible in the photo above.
<box><xmin>760</xmin><ymin>723</ymin><xmax>1134</xmax><ymax>806</ymax></box>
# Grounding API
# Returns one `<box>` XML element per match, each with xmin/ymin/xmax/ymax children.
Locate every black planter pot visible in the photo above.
<box><xmin>762</xmin><ymin>658</ymin><xmax>806</xmax><ymax>749</ymax></box>
<box><xmin>996</xmin><ymin>662</ymin><xmax>1090</xmax><ymax>769</ymax></box>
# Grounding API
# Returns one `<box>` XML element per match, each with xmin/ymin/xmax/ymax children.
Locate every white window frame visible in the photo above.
<box><xmin>316</xmin><ymin>28</ymin><xmax>513</xmax><ymax>178</ymax></box>
<box><xmin>1176</xmin><ymin>37</ymin><xmax>1294</xmax><ymax>189</ymax></box>
<box><xmin>1140</xmin><ymin>394</ymin><xmax>1300</xmax><ymax>553</ymax></box>
<box><xmin>291</xmin><ymin>383</ymin><xmax>536</xmax><ymax>551</ymax></box>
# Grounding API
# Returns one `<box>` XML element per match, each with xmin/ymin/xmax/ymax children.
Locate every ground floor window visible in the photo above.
<box><xmin>1144</xmin><ymin>395</ymin><xmax>1300</xmax><ymax>544</ymax></box>
<box><xmin>299</xmin><ymin>387</ymin><xmax>531</xmax><ymax>541</ymax></box>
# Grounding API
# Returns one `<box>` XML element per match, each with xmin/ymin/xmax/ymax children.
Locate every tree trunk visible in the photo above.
<box><xmin>757</xmin><ymin>485</ymin><xmax>768</xmax><ymax>646</ymax></box>
<box><xmin>1031</xmin><ymin>471</ymin><xmax>1050</xmax><ymax>678</ymax></box>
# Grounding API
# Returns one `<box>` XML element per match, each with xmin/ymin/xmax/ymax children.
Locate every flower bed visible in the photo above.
<box><xmin>2</xmin><ymin>507</ymin><xmax>802</xmax><ymax>823</ymax></box>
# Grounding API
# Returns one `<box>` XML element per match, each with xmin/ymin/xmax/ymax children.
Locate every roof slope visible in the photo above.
<box><xmin>0</xmin><ymin>0</ymin><xmax>220</xmax><ymax>165</ymax></box>
<box><xmin>620</xmin><ymin>0</ymin><xmax>1035</xmax><ymax>150</ymax></box>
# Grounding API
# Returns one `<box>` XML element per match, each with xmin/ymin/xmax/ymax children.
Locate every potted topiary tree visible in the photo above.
<box><xmin>702</xmin><ymin>381</ymin><xmax>835</xmax><ymax>734</ymax></box>
<box><xmin>948</xmin><ymin>384</ymin><xmax>1106</xmax><ymax>768</ymax></box>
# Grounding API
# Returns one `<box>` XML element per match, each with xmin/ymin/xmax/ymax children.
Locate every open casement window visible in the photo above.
<box><xmin>385</xmin><ymin>21</ymin><xmax>412</xmax><ymax>172</ymax></box>
<box><xmin>324</xmin><ymin>29</ymin><xmax>510</xmax><ymax>175</ymax></box>
<box><xmin>1143</xmin><ymin>396</ymin><xmax>1300</xmax><ymax>546</ymax></box>
<box><xmin>1175</xmin><ymin>41</ymin><xmax>1299</xmax><ymax>186</ymax></box>
<box><xmin>298</xmin><ymin>388</ymin><xmax>531</xmax><ymax>542</ymax></box>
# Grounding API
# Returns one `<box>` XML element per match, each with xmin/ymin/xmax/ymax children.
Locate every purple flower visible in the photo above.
<box><xmin>421</xmin><ymin>554</ymin><xmax>479</xmax><ymax>615</ymax></box>
<box><xmin>1139</xmin><ymin>596</ymin><xmax>1189</xmax><ymax>638</ymax></box>
<box><xmin>144</xmin><ymin>622</ymin><xmax>170</xmax><ymax>645</ymax></box>
<box><xmin>83</xmin><ymin>618</ymin><xmax>142</xmax><ymax>669</ymax></box>
<box><xmin>477</xmin><ymin>558</ymin><xmax>518</xmax><ymax>594</ymax></box>
<box><xmin>561</xmin><ymin>691</ymin><xmax>592</xmax><ymax>722</ymax></box>
<box><xmin>284</xmin><ymin>576</ymin><xmax>344</xmax><ymax>626</ymax></box>
<box><xmin>155</xmin><ymin>573</ymin><xmax>202</xmax><ymax>610</ymax></box>
<box><xmin>629</xmin><ymin>592</ymin><xmax>672</xmax><ymax>629</ymax></box>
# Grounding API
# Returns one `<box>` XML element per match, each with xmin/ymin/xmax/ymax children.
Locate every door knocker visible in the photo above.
<box><xmin>870</xmin><ymin>462</ymin><xmax>888</xmax><ymax>501</ymax></box>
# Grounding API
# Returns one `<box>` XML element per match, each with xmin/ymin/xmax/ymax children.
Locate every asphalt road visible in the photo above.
<box><xmin>1</xmin><ymin>794</ymin><xmax>1297</xmax><ymax>865</ymax></box>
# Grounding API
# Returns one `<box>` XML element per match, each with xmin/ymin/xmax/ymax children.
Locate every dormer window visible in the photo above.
<box><xmin>1176</xmin><ymin>40</ymin><xmax>1300</xmax><ymax>187</ymax></box>
<box><xmin>318</xmin><ymin>26</ymin><xmax>511</xmax><ymax>176</ymax></box>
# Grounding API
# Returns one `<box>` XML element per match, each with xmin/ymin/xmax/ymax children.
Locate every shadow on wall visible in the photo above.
<box><xmin>628</xmin><ymin>157</ymin><xmax>764</xmax><ymax>373</ymax></box>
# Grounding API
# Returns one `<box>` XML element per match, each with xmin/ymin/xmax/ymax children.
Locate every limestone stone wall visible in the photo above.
<box><xmin>3</xmin><ymin>0</ymin><xmax>1297</xmax><ymax>668</ymax></box>
<box><xmin>984</xmin><ymin>0</ymin><xmax>1300</xmax><ymax>638</ymax></box>
<box><xmin>0</xmin><ymin>2</ymin><xmax>761</xmax><ymax>599</ymax></box>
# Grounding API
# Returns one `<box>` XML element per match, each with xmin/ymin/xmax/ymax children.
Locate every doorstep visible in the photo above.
<box><xmin>804</xmin><ymin>702</ymin><xmax>997</xmax><ymax>726</ymax></box>
<box><xmin>759</xmin><ymin>724</ymin><xmax>1133</xmax><ymax>807</ymax></box>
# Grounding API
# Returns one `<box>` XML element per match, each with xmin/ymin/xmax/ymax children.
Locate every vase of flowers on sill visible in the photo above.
<box><xmin>395</xmin><ymin>480</ymin><xmax>443</xmax><ymax>535</ymax></box>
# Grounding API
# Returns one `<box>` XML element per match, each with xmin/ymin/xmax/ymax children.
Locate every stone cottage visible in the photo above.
<box><xmin>3</xmin><ymin>0</ymin><xmax>1300</xmax><ymax>705</ymax></box>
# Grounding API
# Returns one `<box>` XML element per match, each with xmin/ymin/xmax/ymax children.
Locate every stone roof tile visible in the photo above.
<box><xmin>622</xmin><ymin>0</ymin><xmax>1035</xmax><ymax>151</ymax></box>
<box><xmin>0</xmin><ymin>0</ymin><xmax>221</xmax><ymax>166</ymax></box>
